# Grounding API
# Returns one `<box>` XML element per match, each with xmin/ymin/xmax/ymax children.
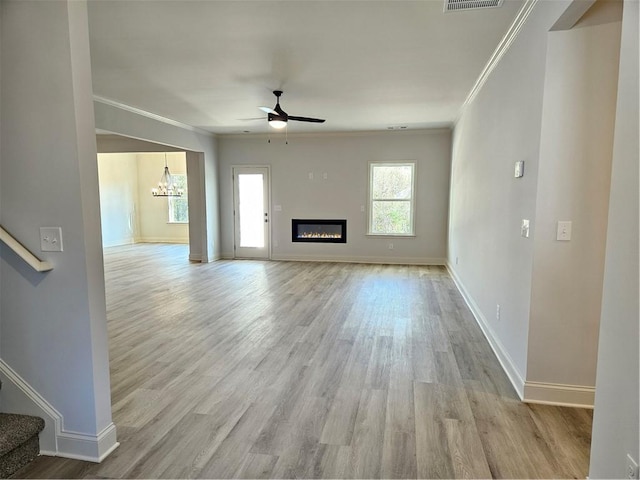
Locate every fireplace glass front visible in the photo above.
<box><xmin>292</xmin><ymin>219</ymin><xmax>347</xmax><ymax>243</ymax></box>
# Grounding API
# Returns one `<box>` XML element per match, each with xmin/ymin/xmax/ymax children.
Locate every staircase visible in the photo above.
<box><xmin>0</xmin><ymin>382</ymin><xmax>45</xmax><ymax>478</ymax></box>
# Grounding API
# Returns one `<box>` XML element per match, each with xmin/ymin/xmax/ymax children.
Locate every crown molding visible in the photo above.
<box><xmin>454</xmin><ymin>0</ymin><xmax>539</xmax><ymax>126</ymax></box>
<box><xmin>93</xmin><ymin>95</ymin><xmax>215</xmax><ymax>138</ymax></box>
<box><xmin>218</xmin><ymin>126</ymin><xmax>453</xmax><ymax>140</ymax></box>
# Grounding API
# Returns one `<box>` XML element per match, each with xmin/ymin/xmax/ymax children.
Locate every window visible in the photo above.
<box><xmin>168</xmin><ymin>174</ymin><xmax>189</xmax><ymax>223</ymax></box>
<box><xmin>368</xmin><ymin>162</ymin><xmax>415</xmax><ymax>235</ymax></box>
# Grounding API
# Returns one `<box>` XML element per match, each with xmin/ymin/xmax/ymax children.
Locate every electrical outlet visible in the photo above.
<box><xmin>388</xmin><ymin>243</ymin><xmax>394</xmax><ymax>250</ymax></box>
<box><xmin>455</xmin><ymin>256</ymin><xmax>459</xmax><ymax>265</ymax></box>
<box><xmin>496</xmin><ymin>304</ymin><xmax>501</xmax><ymax>321</ymax></box>
<box><xmin>521</xmin><ymin>219</ymin><xmax>530</xmax><ymax>238</ymax></box>
<box><xmin>627</xmin><ymin>454</ymin><xmax>639</xmax><ymax>479</ymax></box>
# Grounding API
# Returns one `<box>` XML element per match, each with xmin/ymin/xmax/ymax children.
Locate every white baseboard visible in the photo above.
<box><xmin>56</xmin><ymin>423</ymin><xmax>120</xmax><ymax>462</ymax></box>
<box><xmin>189</xmin><ymin>253</ymin><xmax>202</xmax><ymax>262</ymax></box>
<box><xmin>0</xmin><ymin>359</ymin><xmax>119</xmax><ymax>462</ymax></box>
<box><xmin>271</xmin><ymin>254</ymin><xmax>446</xmax><ymax>265</ymax></box>
<box><xmin>136</xmin><ymin>237</ymin><xmax>189</xmax><ymax>244</ymax></box>
<box><xmin>102</xmin><ymin>238</ymin><xmax>136</xmax><ymax>248</ymax></box>
<box><xmin>523</xmin><ymin>381</ymin><xmax>595</xmax><ymax>408</ymax></box>
<box><xmin>446</xmin><ymin>264</ymin><xmax>596</xmax><ymax>408</ymax></box>
<box><xmin>446</xmin><ymin>263</ymin><xmax>526</xmax><ymax>399</ymax></box>
<box><xmin>220</xmin><ymin>253</ymin><xmax>446</xmax><ymax>265</ymax></box>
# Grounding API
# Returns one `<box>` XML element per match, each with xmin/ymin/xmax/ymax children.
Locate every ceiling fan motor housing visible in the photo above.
<box><xmin>264</xmin><ymin>90</ymin><xmax>325</xmax><ymax>127</ymax></box>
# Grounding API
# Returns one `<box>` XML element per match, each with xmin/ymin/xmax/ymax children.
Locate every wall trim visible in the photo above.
<box><xmin>445</xmin><ymin>263</ymin><xmax>526</xmax><ymax>399</ymax></box>
<box><xmin>56</xmin><ymin>423</ymin><xmax>120</xmax><ymax>462</ymax></box>
<box><xmin>269</xmin><ymin>254</ymin><xmax>446</xmax><ymax>265</ymax></box>
<box><xmin>455</xmin><ymin>0</ymin><xmax>539</xmax><ymax>125</ymax></box>
<box><xmin>219</xmin><ymin>127</ymin><xmax>453</xmax><ymax>140</ymax></box>
<box><xmin>136</xmin><ymin>237</ymin><xmax>189</xmax><ymax>244</ymax></box>
<box><xmin>523</xmin><ymin>381</ymin><xmax>595</xmax><ymax>408</ymax></box>
<box><xmin>103</xmin><ymin>238</ymin><xmax>136</xmax><ymax>249</ymax></box>
<box><xmin>93</xmin><ymin>95</ymin><xmax>214</xmax><ymax>138</ymax></box>
<box><xmin>189</xmin><ymin>253</ymin><xmax>202</xmax><ymax>262</ymax></box>
<box><xmin>0</xmin><ymin>359</ymin><xmax>119</xmax><ymax>462</ymax></box>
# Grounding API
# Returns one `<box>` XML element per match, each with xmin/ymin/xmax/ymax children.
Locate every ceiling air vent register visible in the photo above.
<box><xmin>444</xmin><ymin>0</ymin><xmax>504</xmax><ymax>12</ymax></box>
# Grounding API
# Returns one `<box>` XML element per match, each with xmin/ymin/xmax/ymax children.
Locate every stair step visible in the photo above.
<box><xmin>0</xmin><ymin>413</ymin><xmax>45</xmax><ymax>478</ymax></box>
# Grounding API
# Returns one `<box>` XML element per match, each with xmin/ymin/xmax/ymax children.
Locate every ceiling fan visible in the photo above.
<box><xmin>259</xmin><ymin>90</ymin><xmax>325</xmax><ymax>129</ymax></box>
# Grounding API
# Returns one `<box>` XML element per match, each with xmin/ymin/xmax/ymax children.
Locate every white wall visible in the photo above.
<box><xmin>0</xmin><ymin>0</ymin><xmax>115</xmax><ymax>460</ymax></box>
<box><xmin>97</xmin><ymin>152</ymin><xmax>189</xmax><ymax>246</ymax></box>
<box><xmin>136</xmin><ymin>152</ymin><xmax>189</xmax><ymax>243</ymax></box>
<box><xmin>448</xmin><ymin>0</ymin><xmax>573</xmax><ymax>391</ymax></box>
<box><xmin>527</xmin><ymin>19</ymin><xmax>621</xmax><ymax>390</ymax></box>
<box><xmin>218</xmin><ymin>130</ymin><xmax>451</xmax><ymax>263</ymax></box>
<box><xmin>589</xmin><ymin>0</ymin><xmax>639</xmax><ymax>476</ymax></box>
<box><xmin>97</xmin><ymin>153</ymin><xmax>139</xmax><ymax>247</ymax></box>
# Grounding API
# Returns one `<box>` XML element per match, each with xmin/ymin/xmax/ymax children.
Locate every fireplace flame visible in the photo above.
<box><xmin>297</xmin><ymin>232</ymin><xmax>342</xmax><ymax>239</ymax></box>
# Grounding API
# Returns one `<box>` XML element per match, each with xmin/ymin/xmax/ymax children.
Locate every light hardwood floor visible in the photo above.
<box><xmin>14</xmin><ymin>244</ymin><xmax>592</xmax><ymax>479</ymax></box>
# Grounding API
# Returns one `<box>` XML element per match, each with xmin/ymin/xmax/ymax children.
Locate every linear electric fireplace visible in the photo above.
<box><xmin>292</xmin><ymin>219</ymin><xmax>347</xmax><ymax>243</ymax></box>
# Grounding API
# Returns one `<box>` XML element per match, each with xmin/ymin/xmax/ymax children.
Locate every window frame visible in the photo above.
<box><xmin>167</xmin><ymin>174</ymin><xmax>189</xmax><ymax>224</ymax></box>
<box><xmin>367</xmin><ymin>161</ymin><xmax>416</xmax><ymax>237</ymax></box>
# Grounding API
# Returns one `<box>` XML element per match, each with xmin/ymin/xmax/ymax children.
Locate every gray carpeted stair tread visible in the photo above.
<box><xmin>1</xmin><ymin>435</ymin><xmax>40</xmax><ymax>479</ymax></box>
<box><xmin>0</xmin><ymin>413</ymin><xmax>44</xmax><ymax>458</ymax></box>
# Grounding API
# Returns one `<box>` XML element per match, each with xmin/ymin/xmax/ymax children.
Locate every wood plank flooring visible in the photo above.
<box><xmin>14</xmin><ymin>244</ymin><xmax>592</xmax><ymax>479</ymax></box>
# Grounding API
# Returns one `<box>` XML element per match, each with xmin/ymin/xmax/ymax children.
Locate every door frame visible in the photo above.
<box><xmin>232</xmin><ymin>165</ymin><xmax>271</xmax><ymax>259</ymax></box>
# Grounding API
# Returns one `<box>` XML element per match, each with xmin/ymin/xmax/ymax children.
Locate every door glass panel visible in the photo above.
<box><xmin>238</xmin><ymin>174</ymin><xmax>265</xmax><ymax>248</ymax></box>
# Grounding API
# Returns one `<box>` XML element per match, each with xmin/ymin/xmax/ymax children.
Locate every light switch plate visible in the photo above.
<box><xmin>521</xmin><ymin>219</ymin><xmax>530</xmax><ymax>238</ymax></box>
<box><xmin>557</xmin><ymin>221</ymin><xmax>572</xmax><ymax>241</ymax></box>
<box><xmin>40</xmin><ymin>227</ymin><xmax>63</xmax><ymax>252</ymax></box>
<box><xmin>515</xmin><ymin>161</ymin><xmax>525</xmax><ymax>178</ymax></box>
<box><xmin>274</xmin><ymin>205</ymin><xmax>282</xmax><ymax>212</ymax></box>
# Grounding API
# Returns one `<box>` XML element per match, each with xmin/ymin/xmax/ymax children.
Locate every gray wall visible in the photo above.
<box><xmin>528</xmin><ymin>19</ymin><xmax>620</xmax><ymax>389</ymax></box>
<box><xmin>0</xmin><ymin>0</ymin><xmax>115</xmax><ymax>457</ymax></box>
<box><xmin>589</xmin><ymin>0</ymin><xmax>639</xmax><ymax>476</ymax></box>
<box><xmin>448</xmin><ymin>0</ymin><xmax>621</xmax><ymax>405</ymax></box>
<box><xmin>448</xmin><ymin>0</ymin><xmax>572</xmax><ymax>388</ymax></box>
<box><xmin>218</xmin><ymin>130</ymin><xmax>451</xmax><ymax>263</ymax></box>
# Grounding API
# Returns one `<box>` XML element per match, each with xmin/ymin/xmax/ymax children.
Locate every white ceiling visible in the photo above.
<box><xmin>87</xmin><ymin>0</ymin><xmax>524</xmax><ymax>134</ymax></box>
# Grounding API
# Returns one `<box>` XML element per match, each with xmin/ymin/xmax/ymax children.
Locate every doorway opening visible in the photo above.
<box><xmin>97</xmin><ymin>152</ymin><xmax>189</xmax><ymax>248</ymax></box>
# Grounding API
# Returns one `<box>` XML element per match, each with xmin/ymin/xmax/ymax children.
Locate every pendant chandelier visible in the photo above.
<box><xmin>151</xmin><ymin>154</ymin><xmax>184</xmax><ymax>197</ymax></box>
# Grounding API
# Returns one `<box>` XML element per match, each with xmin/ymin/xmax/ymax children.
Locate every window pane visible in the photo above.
<box><xmin>371</xmin><ymin>201</ymin><xmax>411</xmax><ymax>234</ymax></box>
<box><xmin>372</xmin><ymin>165</ymin><xmax>413</xmax><ymax>199</ymax></box>
<box><xmin>168</xmin><ymin>175</ymin><xmax>189</xmax><ymax>223</ymax></box>
<box><xmin>238</xmin><ymin>174</ymin><xmax>264</xmax><ymax>248</ymax></box>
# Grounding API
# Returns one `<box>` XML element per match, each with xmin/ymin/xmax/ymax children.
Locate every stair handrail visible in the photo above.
<box><xmin>0</xmin><ymin>226</ymin><xmax>53</xmax><ymax>272</ymax></box>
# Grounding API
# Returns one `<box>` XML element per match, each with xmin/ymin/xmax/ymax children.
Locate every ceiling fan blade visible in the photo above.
<box><xmin>288</xmin><ymin>115</ymin><xmax>325</xmax><ymax>123</ymax></box>
<box><xmin>258</xmin><ymin>106</ymin><xmax>276</xmax><ymax>114</ymax></box>
<box><xmin>238</xmin><ymin>117</ymin><xmax>266</xmax><ymax>121</ymax></box>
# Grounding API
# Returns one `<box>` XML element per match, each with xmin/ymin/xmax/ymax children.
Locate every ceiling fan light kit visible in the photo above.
<box><xmin>268</xmin><ymin>113</ymin><xmax>288</xmax><ymax>129</ymax></box>
<box><xmin>263</xmin><ymin>90</ymin><xmax>325</xmax><ymax>130</ymax></box>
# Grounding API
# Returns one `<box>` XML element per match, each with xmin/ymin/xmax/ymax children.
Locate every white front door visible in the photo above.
<box><xmin>233</xmin><ymin>167</ymin><xmax>270</xmax><ymax>259</ymax></box>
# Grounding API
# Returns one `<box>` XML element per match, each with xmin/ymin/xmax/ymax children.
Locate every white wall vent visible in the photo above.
<box><xmin>444</xmin><ymin>0</ymin><xmax>504</xmax><ymax>12</ymax></box>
